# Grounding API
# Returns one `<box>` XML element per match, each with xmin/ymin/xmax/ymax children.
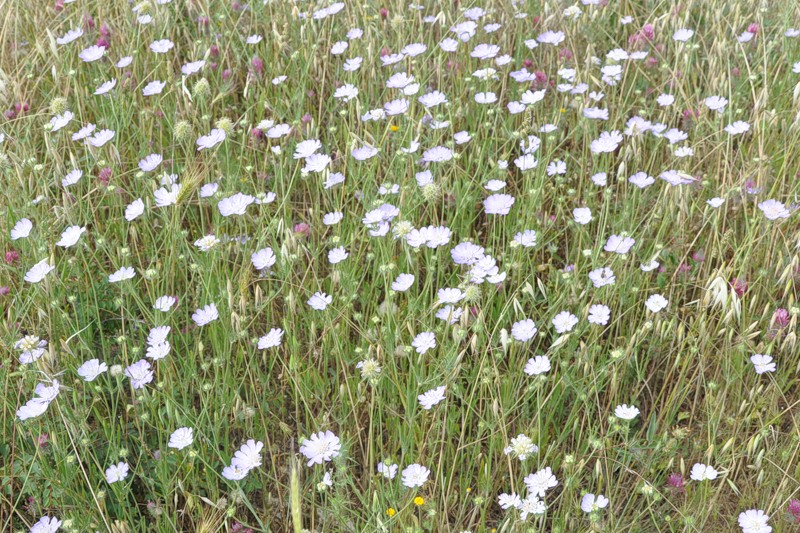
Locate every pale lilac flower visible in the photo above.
<box><xmin>750</xmin><ymin>354</ymin><xmax>776</xmax><ymax>374</ymax></box>
<box><xmin>645</xmin><ymin>294</ymin><xmax>668</xmax><ymax>313</ymax></box>
<box><xmin>614</xmin><ymin>404</ymin><xmax>640</xmax><ymax>420</ymax></box>
<box><xmin>418</xmin><ymin>386</ymin><xmax>446</xmax><ymax>410</ymax></box>
<box><xmin>412</xmin><ymin>331</ymin><xmax>436</xmax><ymax>354</ymax></box>
<box><xmin>738</xmin><ymin>509</ymin><xmax>770</xmax><ymax>533</ymax></box>
<box><xmin>690</xmin><ymin>463</ymin><xmax>719</xmax><ymax>481</ymax></box>
<box><xmin>401</xmin><ymin>464</ymin><xmax>430</xmax><ymax>488</ymax></box>
<box><xmin>300</xmin><ymin>431</ymin><xmax>341</xmax><ymax>466</ymax></box>
<box><xmin>192</xmin><ymin>303</ymin><xmax>219</xmax><ymax>326</ymax></box>
<box><xmin>258</xmin><ymin>328</ymin><xmax>284</xmax><ymax>349</ymax></box>
<box><xmin>168</xmin><ymin>427</ymin><xmax>194</xmax><ymax>450</ymax></box>
<box><xmin>512</xmin><ymin>319</ymin><xmax>538</xmax><ymax>342</ymax></box>
<box><xmin>524</xmin><ymin>356</ymin><xmax>551</xmax><ymax>376</ymax></box>
<box><xmin>307</xmin><ymin>292</ymin><xmax>332</xmax><ymax>310</ymax></box>
<box><xmin>105</xmin><ymin>462</ymin><xmax>129</xmax><ymax>484</ymax></box>
<box><xmin>581</xmin><ymin>493</ymin><xmax>609</xmax><ymax>513</ymax></box>
<box><xmin>552</xmin><ymin>311</ymin><xmax>578</xmax><ymax>333</ymax></box>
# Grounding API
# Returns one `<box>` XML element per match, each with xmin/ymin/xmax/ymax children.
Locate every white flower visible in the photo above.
<box><xmin>56</xmin><ymin>225</ymin><xmax>86</xmax><ymax>248</ymax></box>
<box><xmin>198</xmin><ymin>183</ymin><xmax>218</xmax><ymax>198</ymax></box>
<box><xmin>588</xmin><ymin>304</ymin><xmax>611</xmax><ymax>325</ymax></box>
<box><xmin>524</xmin><ymin>466</ymin><xmax>558</xmax><ymax>497</ymax></box>
<box><xmin>57</xmin><ymin>28</ymin><xmax>83</xmax><ymax>45</ymax></box>
<box><xmin>514</xmin><ymin>149</ymin><xmax>540</xmax><ymax>169</ymax></box>
<box><xmin>657</xmin><ymin>94</ymin><xmax>674</xmax><ymax>106</ymax></box>
<box><xmin>581</xmin><ymin>493</ymin><xmax>609</xmax><ymax>513</ymax></box>
<box><xmin>258</xmin><ymin>328</ymin><xmax>284</xmax><ymax>349</ymax></box>
<box><xmin>231</xmin><ymin>439</ymin><xmax>264</xmax><ymax>471</ymax></box>
<box><xmin>87</xmin><ymin>129</ymin><xmax>115</xmax><ymax>147</ymax></box>
<box><xmin>153</xmin><ymin>296</ymin><xmax>177</xmax><ymax>312</ymax></box>
<box><xmin>513</xmin><ymin>230</ymin><xmax>537</xmax><ymax>248</ymax></box>
<box><xmin>552</xmin><ymin>311</ymin><xmax>578</xmax><ymax>333</ymax></box>
<box><xmin>421</xmin><ymin>146</ymin><xmax>453</xmax><ymax>163</ymax></box>
<box><xmin>401</xmin><ymin>464</ymin><xmax>430</xmax><ymax>488</ymax></box>
<box><xmin>537</xmin><ymin>30</ymin><xmax>565</xmax><ymax>45</ymax></box>
<box><xmin>328</xmin><ymin>247</ymin><xmax>349</xmax><ymax>264</ymax></box>
<box><xmin>589</xmin><ymin>267</ymin><xmax>615</xmax><ymax>288</ymax></box>
<box><xmin>168</xmin><ymin>427</ymin><xmax>194</xmax><ymax>450</ymax></box>
<box><xmin>138</xmin><ymin>153</ymin><xmax>162</xmax><ymax>172</ymax></box>
<box><xmin>629</xmin><ymin>172</ymin><xmax>655</xmax><ymax>188</ymax></box>
<box><xmin>524</xmin><ymin>356</ymin><xmax>551</xmax><ymax>376</ymax></box>
<box><xmin>392</xmin><ymin>273</ymin><xmax>415</xmax><ymax>292</ymax></box>
<box><xmin>547</xmin><ymin>160</ymin><xmax>567</xmax><ymax>176</ymax></box>
<box><xmin>590</xmin><ymin>130</ymin><xmax>623</xmax><ymax>153</ymax></box>
<box><xmin>725</xmin><ymin>121</ymin><xmax>750</xmax><ymax>135</ymax></box>
<box><xmin>484</xmin><ymin>194</ymin><xmax>515</xmax><ymax>215</ymax></box>
<box><xmin>503</xmin><ymin>434</ymin><xmax>538</xmax><ymax>461</ymax></box>
<box><xmin>750</xmin><ymin>354</ymin><xmax>776</xmax><ymax>374</ymax></box>
<box><xmin>252</xmin><ymin>247</ymin><xmax>277</xmax><ymax>271</ymax></box>
<box><xmin>11</xmin><ymin>218</ymin><xmax>33</xmax><ymax>240</ymax></box>
<box><xmin>16</xmin><ymin>397</ymin><xmax>51</xmax><ymax>421</ymax></box>
<box><xmin>641</xmin><ymin>260</ymin><xmax>660</xmax><ymax>272</ymax></box>
<box><xmin>351</xmin><ymin>144</ymin><xmax>379</xmax><ymax>160</ymax></box>
<box><xmin>125</xmin><ymin>199</ymin><xmax>145</xmax><ymax>221</ymax></box>
<box><xmin>758</xmin><ymin>199</ymin><xmax>790</xmax><ymax>220</ymax></box>
<box><xmin>307</xmin><ymin>292</ymin><xmax>332</xmax><ymax>310</ymax></box>
<box><xmin>95</xmin><ymin>79</ymin><xmax>116</xmax><ymax>95</ymax></box>
<box><xmin>192</xmin><ymin>304</ymin><xmax>219</xmax><ymax>326</ymax></box>
<box><xmin>72</xmin><ymin>124</ymin><xmax>95</xmax><ymax>141</ymax></box>
<box><xmin>105</xmin><ymin>462</ymin><xmax>129</xmax><ymax>484</ymax></box>
<box><xmin>150</xmin><ymin>39</ymin><xmax>175</xmax><ymax>53</ymax></box>
<box><xmin>672</xmin><ymin>28</ymin><xmax>695</xmax><ymax>42</ymax></box>
<box><xmin>704</xmin><ymin>95</ymin><xmax>728</xmax><ymax>113</ymax></box>
<box><xmin>77</xmin><ymin>359</ymin><xmax>108</xmax><ymax>382</ymax></box>
<box><xmin>79</xmin><ymin>45</ymin><xmax>106</xmax><ymax>62</ymax></box>
<box><xmin>614</xmin><ymin>404</ymin><xmax>640</xmax><ymax>420</ymax></box>
<box><xmin>511</xmin><ymin>319</ymin><xmax>537</xmax><ymax>342</ymax></box>
<box><xmin>604</xmin><ymin>235</ymin><xmax>635</xmax><ymax>254</ymax></box>
<box><xmin>29</xmin><ymin>516</ymin><xmax>62</xmax><ymax>533</ymax></box>
<box><xmin>645</xmin><ymin>294</ymin><xmax>668</xmax><ymax>313</ymax></box>
<box><xmin>146</xmin><ymin>342</ymin><xmax>170</xmax><ymax>360</ymax></box>
<box><xmin>25</xmin><ymin>260</ymin><xmax>56</xmax><ymax>283</ymax></box>
<box><xmin>218</xmin><ymin>193</ymin><xmax>255</xmax><ymax>217</ymax></box>
<box><xmin>181</xmin><ymin>60</ymin><xmax>206</xmax><ymax>76</ymax></box>
<box><xmin>738</xmin><ymin>509</ymin><xmax>771</xmax><ymax>533</ymax></box>
<box><xmin>300</xmin><ymin>431</ymin><xmax>341</xmax><ymax>466</ymax></box>
<box><xmin>498</xmin><ymin>493</ymin><xmax>521</xmax><ymax>510</ymax></box>
<box><xmin>62</xmin><ymin>168</ymin><xmax>82</xmax><ymax>187</ymax></box>
<box><xmin>418</xmin><ymin>386</ymin><xmax>446</xmax><ymax>410</ymax></box>
<box><xmin>377</xmin><ymin>462</ymin><xmax>398</xmax><ymax>479</ymax></box>
<box><xmin>690</xmin><ymin>463</ymin><xmax>718</xmax><ymax>481</ymax></box>
<box><xmin>221</xmin><ymin>464</ymin><xmax>249</xmax><ymax>481</ymax></box>
<box><xmin>154</xmin><ymin>184</ymin><xmax>181</xmax><ymax>207</ymax></box>
<box><xmin>50</xmin><ymin>111</ymin><xmax>74</xmax><ymax>132</ymax></box>
<box><xmin>143</xmin><ymin>80</ymin><xmax>166</xmax><ymax>96</ymax></box>
<box><xmin>573</xmin><ymin>207</ymin><xmax>592</xmax><ymax>224</ymax></box>
<box><xmin>196</xmin><ymin>128</ymin><xmax>226</xmax><ymax>151</ymax></box>
<box><xmin>125</xmin><ymin>359</ymin><xmax>153</xmax><ymax>389</ymax></box>
<box><xmin>412</xmin><ymin>331</ymin><xmax>436</xmax><ymax>354</ymax></box>
<box><xmin>109</xmin><ymin>266</ymin><xmax>136</xmax><ymax>283</ymax></box>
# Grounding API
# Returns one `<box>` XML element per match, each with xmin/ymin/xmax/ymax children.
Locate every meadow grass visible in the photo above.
<box><xmin>2</xmin><ymin>0</ymin><xmax>800</xmax><ymax>531</ymax></box>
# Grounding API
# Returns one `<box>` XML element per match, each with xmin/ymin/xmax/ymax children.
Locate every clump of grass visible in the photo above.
<box><xmin>2</xmin><ymin>0</ymin><xmax>800</xmax><ymax>532</ymax></box>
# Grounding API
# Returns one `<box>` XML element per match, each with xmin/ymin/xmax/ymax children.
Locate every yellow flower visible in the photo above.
<box><xmin>466</xmin><ymin>487</ymin><xmax>472</xmax><ymax>493</ymax></box>
<box><xmin>389</xmin><ymin>124</ymin><xmax>399</xmax><ymax>132</ymax></box>
<box><xmin>413</xmin><ymin>496</ymin><xmax>425</xmax><ymax>506</ymax></box>
<box><xmin>386</xmin><ymin>507</ymin><xmax>396</xmax><ymax>517</ymax></box>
